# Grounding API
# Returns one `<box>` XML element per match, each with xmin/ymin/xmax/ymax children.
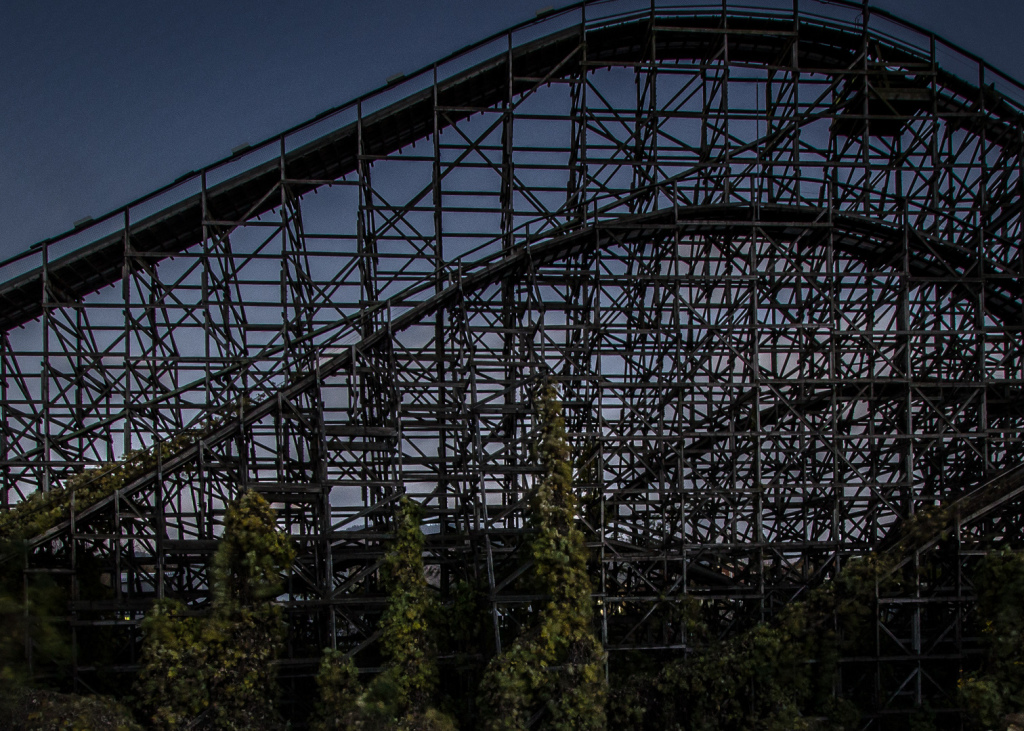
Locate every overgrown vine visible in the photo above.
<box><xmin>134</xmin><ymin>489</ymin><xmax>295</xmax><ymax>730</ymax></box>
<box><xmin>959</xmin><ymin>548</ymin><xmax>1024</xmax><ymax>729</ymax></box>
<box><xmin>312</xmin><ymin>496</ymin><xmax>457</xmax><ymax>730</ymax></box>
<box><xmin>311</xmin><ymin>649</ymin><xmax>362</xmax><ymax>731</ymax></box>
<box><xmin>2</xmin><ymin>388</ymin><xmax>1022</xmax><ymax>729</ymax></box>
<box><xmin>0</xmin><ymin>430</ymin><xmax>211</xmax><ymax>546</ymax></box>
<box><xmin>477</xmin><ymin>381</ymin><xmax>607</xmax><ymax>731</ymax></box>
<box><xmin>0</xmin><ymin>432</ymin><xmax>217</xmax><ymax>728</ymax></box>
<box><xmin>600</xmin><ymin>554</ymin><xmax>898</xmax><ymax>731</ymax></box>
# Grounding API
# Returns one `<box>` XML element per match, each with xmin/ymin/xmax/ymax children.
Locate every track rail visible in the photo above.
<box><xmin>2</xmin><ymin>8</ymin><xmax>1022</xmax><ymax>332</ymax></box>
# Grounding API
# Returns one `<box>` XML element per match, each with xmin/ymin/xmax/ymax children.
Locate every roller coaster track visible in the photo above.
<box><xmin>3</xmin><ymin>1</ymin><xmax>1024</xmax><ymax>724</ymax></box>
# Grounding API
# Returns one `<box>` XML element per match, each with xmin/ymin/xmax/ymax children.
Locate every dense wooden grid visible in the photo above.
<box><xmin>2</xmin><ymin>1</ymin><xmax>1023</xmax><ymax>724</ymax></box>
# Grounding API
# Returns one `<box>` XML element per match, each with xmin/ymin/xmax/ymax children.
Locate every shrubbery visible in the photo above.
<box><xmin>476</xmin><ymin>383</ymin><xmax>607</xmax><ymax>731</ymax></box>
<box><xmin>1</xmin><ymin>556</ymin><xmax>71</xmax><ymax>686</ymax></box>
<box><xmin>135</xmin><ymin>490</ymin><xmax>295</xmax><ymax>730</ymax></box>
<box><xmin>3</xmin><ymin>387</ymin><xmax>1023</xmax><ymax>729</ymax></box>
<box><xmin>0</xmin><ymin>432</ymin><xmax>205</xmax><ymax>544</ymax></box>
<box><xmin>377</xmin><ymin>498</ymin><xmax>443</xmax><ymax>715</ymax></box>
<box><xmin>959</xmin><ymin>548</ymin><xmax>1024</xmax><ymax>729</ymax></box>
<box><xmin>1</xmin><ymin>685</ymin><xmax>141</xmax><ymax>731</ymax></box>
<box><xmin>311</xmin><ymin>497</ymin><xmax>457</xmax><ymax>730</ymax></box>
<box><xmin>0</xmin><ymin>428</ymin><xmax>215</xmax><ymax>702</ymax></box>
<box><xmin>311</xmin><ymin>649</ymin><xmax>362</xmax><ymax>730</ymax></box>
<box><xmin>609</xmin><ymin>557</ymin><xmax>893</xmax><ymax>731</ymax></box>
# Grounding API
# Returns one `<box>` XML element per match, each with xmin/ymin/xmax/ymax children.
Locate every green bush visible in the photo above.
<box><xmin>377</xmin><ymin>498</ymin><xmax>441</xmax><ymax>712</ymax></box>
<box><xmin>477</xmin><ymin>383</ymin><xmax>607</xmax><ymax>731</ymax></box>
<box><xmin>960</xmin><ymin>548</ymin><xmax>1024</xmax><ymax>728</ymax></box>
<box><xmin>311</xmin><ymin>497</ymin><xmax>457</xmax><ymax>730</ymax></box>
<box><xmin>0</xmin><ymin>432</ymin><xmax>205</xmax><ymax>544</ymax></box>
<box><xmin>133</xmin><ymin>600</ymin><xmax>208</xmax><ymax>728</ymax></box>
<box><xmin>0</xmin><ymin>547</ymin><xmax>72</xmax><ymax>685</ymax></box>
<box><xmin>135</xmin><ymin>490</ymin><xmax>294</xmax><ymax>730</ymax></box>
<box><xmin>212</xmin><ymin>488</ymin><xmax>296</xmax><ymax>606</ymax></box>
<box><xmin>0</xmin><ymin>684</ymin><xmax>141</xmax><ymax>730</ymax></box>
<box><xmin>310</xmin><ymin>649</ymin><xmax>362</xmax><ymax>731</ymax></box>
<box><xmin>0</xmin><ymin>425</ymin><xmax>217</xmax><ymax>714</ymax></box>
<box><xmin>605</xmin><ymin>556</ymin><xmax>893</xmax><ymax>731</ymax></box>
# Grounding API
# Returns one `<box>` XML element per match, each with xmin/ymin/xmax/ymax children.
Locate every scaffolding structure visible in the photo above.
<box><xmin>2</xmin><ymin>0</ymin><xmax>1024</xmax><ymax>725</ymax></box>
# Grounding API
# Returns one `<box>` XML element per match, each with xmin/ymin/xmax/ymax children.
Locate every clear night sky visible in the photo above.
<box><xmin>2</xmin><ymin>0</ymin><xmax>1023</xmax><ymax>261</ymax></box>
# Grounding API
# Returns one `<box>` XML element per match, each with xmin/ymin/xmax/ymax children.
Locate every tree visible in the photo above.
<box><xmin>960</xmin><ymin>548</ymin><xmax>1024</xmax><ymax>729</ymax></box>
<box><xmin>312</xmin><ymin>497</ymin><xmax>456</xmax><ymax>730</ymax></box>
<box><xmin>478</xmin><ymin>382</ymin><xmax>607</xmax><ymax>731</ymax></box>
<box><xmin>310</xmin><ymin>649</ymin><xmax>362</xmax><ymax>731</ymax></box>
<box><xmin>135</xmin><ymin>490</ymin><xmax>295</xmax><ymax>730</ymax></box>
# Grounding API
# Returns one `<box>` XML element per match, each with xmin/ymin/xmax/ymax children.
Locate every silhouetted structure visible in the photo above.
<box><xmin>2</xmin><ymin>1</ymin><xmax>1023</xmax><ymax>725</ymax></box>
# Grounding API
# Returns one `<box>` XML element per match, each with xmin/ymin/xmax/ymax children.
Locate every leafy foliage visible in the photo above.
<box><xmin>311</xmin><ymin>497</ymin><xmax>457</xmax><ymax>730</ymax></box>
<box><xmin>960</xmin><ymin>548</ymin><xmax>1024</xmax><ymax>729</ymax></box>
<box><xmin>0</xmin><ymin>539</ymin><xmax>72</xmax><ymax>688</ymax></box>
<box><xmin>607</xmin><ymin>557</ymin><xmax>893</xmax><ymax>731</ymax></box>
<box><xmin>134</xmin><ymin>600</ymin><xmax>208</xmax><ymax>728</ymax></box>
<box><xmin>0</xmin><ymin>684</ymin><xmax>141</xmax><ymax>731</ymax></box>
<box><xmin>0</xmin><ymin>422</ymin><xmax>219</xmax><ymax>711</ymax></box>
<box><xmin>378</xmin><ymin>497</ymin><xmax>441</xmax><ymax>712</ymax></box>
<box><xmin>436</xmin><ymin>578</ymin><xmax>490</xmax><ymax>724</ymax></box>
<box><xmin>478</xmin><ymin>382</ymin><xmax>607</xmax><ymax>731</ymax></box>
<box><xmin>4</xmin><ymin>385</ymin><xmax>1021</xmax><ymax>729</ymax></box>
<box><xmin>134</xmin><ymin>490</ymin><xmax>294</xmax><ymax>730</ymax></box>
<box><xmin>212</xmin><ymin>488</ymin><xmax>296</xmax><ymax>606</ymax></box>
<box><xmin>0</xmin><ymin>575</ymin><xmax>72</xmax><ymax>686</ymax></box>
<box><xmin>205</xmin><ymin>604</ymin><xmax>288</xmax><ymax>729</ymax></box>
<box><xmin>310</xmin><ymin>649</ymin><xmax>362</xmax><ymax>731</ymax></box>
<box><xmin>0</xmin><ymin>432</ymin><xmax>205</xmax><ymax>544</ymax></box>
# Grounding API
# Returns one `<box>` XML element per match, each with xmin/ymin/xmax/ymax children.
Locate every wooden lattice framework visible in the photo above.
<box><xmin>2</xmin><ymin>1</ymin><xmax>1024</xmax><ymax>725</ymax></box>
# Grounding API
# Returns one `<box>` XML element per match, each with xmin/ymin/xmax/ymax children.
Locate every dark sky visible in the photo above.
<box><xmin>2</xmin><ymin>0</ymin><xmax>1022</xmax><ymax>260</ymax></box>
